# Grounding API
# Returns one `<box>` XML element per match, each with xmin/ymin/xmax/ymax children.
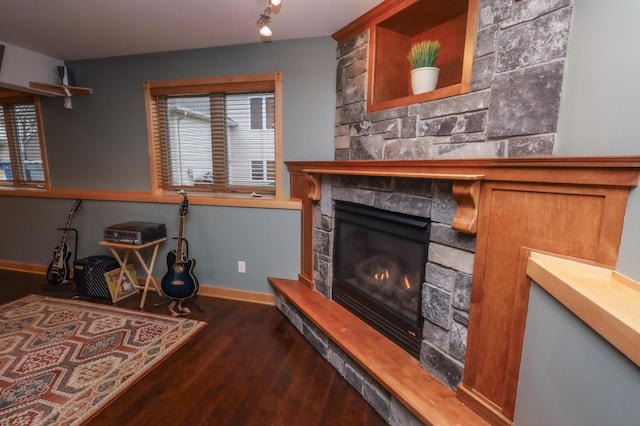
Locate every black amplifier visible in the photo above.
<box><xmin>103</xmin><ymin>221</ymin><xmax>166</xmax><ymax>245</ymax></box>
<box><xmin>74</xmin><ymin>255</ymin><xmax>119</xmax><ymax>299</ymax></box>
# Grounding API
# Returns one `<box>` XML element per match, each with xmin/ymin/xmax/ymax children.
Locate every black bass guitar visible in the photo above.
<box><xmin>46</xmin><ymin>199</ymin><xmax>82</xmax><ymax>286</ymax></box>
<box><xmin>161</xmin><ymin>190</ymin><xmax>198</xmax><ymax>300</ymax></box>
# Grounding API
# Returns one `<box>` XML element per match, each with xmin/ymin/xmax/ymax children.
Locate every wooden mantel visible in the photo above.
<box><xmin>284</xmin><ymin>156</ymin><xmax>640</xmax><ymax>425</ymax></box>
<box><xmin>288</xmin><ymin>156</ymin><xmax>640</xmax><ymax>187</ymax></box>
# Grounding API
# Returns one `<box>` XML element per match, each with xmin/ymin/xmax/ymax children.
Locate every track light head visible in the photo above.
<box><xmin>259</xmin><ymin>23</ymin><xmax>272</xmax><ymax>37</ymax></box>
<box><xmin>257</xmin><ymin>0</ymin><xmax>281</xmax><ymax>40</ymax></box>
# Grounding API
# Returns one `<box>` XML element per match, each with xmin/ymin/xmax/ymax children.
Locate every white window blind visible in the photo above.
<box><xmin>150</xmin><ymin>88</ymin><xmax>276</xmax><ymax>194</ymax></box>
<box><xmin>0</xmin><ymin>94</ymin><xmax>46</xmax><ymax>186</ymax></box>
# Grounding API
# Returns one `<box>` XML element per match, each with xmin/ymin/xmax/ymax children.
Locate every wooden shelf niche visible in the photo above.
<box><xmin>334</xmin><ymin>0</ymin><xmax>479</xmax><ymax>112</ymax></box>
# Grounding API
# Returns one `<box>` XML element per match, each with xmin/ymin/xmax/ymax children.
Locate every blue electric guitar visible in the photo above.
<box><xmin>161</xmin><ymin>190</ymin><xmax>198</xmax><ymax>300</ymax></box>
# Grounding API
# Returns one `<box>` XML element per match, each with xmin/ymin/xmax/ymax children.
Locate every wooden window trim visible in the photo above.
<box><xmin>0</xmin><ymin>78</ymin><xmax>298</xmax><ymax>209</ymax></box>
<box><xmin>144</xmin><ymin>72</ymin><xmax>284</xmax><ymax>204</ymax></box>
<box><xmin>0</xmin><ymin>94</ymin><xmax>51</xmax><ymax>190</ymax></box>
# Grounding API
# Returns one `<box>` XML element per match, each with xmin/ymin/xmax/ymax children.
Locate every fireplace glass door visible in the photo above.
<box><xmin>333</xmin><ymin>201</ymin><xmax>430</xmax><ymax>358</ymax></box>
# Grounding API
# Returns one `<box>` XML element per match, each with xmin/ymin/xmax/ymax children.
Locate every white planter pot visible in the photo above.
<box><xmin>410</xmin><ymin>67</ymin><xmax>440</xmax><ymax>95</ymax></box>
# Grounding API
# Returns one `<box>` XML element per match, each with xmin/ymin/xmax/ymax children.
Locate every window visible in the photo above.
<box><xmin>251</xmin><ymin>159</ymin><xmax>276</xmax><ymax>182</ymax></box>
<box><xmin>144</xmin><ymin>73</ymin><xmax>282</xmax><ymax>197</ymax></box>
<box><xmin>250</xmin><ymin>96</ymin><xmax>275</xmax><ymax>130</ymax></box>
<box><xmin>0</xmin><ymin>92</ymin><xmax>47</xmax><ymax>187</ymax></box>
<box><xmin>250</xmin><ymin>97</ymin><xmax>263</xmax><ymax>129</ymax></box>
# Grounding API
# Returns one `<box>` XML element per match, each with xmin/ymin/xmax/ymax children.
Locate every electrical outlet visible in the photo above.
<box><xmin>238</xmin><ymin>260</ymin><xmax>246</xmax><ymax>273</ymax></box>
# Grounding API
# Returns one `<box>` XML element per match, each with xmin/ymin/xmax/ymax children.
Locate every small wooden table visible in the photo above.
<box><xmin>99</xmin><ymin>238</ymin><xmax>166</xmax><ymax>309</ymax></box>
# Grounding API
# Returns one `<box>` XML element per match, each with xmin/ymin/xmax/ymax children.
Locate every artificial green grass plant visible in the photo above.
<box><xmin>407</xmin><ymin>40</ymin><xmax>441</xmax><ymax>69</ymax></box>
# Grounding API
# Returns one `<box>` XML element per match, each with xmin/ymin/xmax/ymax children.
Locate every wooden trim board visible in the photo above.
<box><xmin>0</xmin><ymin>261</ymin><xmax>47</xmax><ymax>275</ymax></box>
<box><xmin>198</xmin><ymin>284</ymin><xmax>275</xmax><ymax>305</ymax></box>
<box><xmin>526</xmin><ymin>252</ymin><xmax>640</xmax><ymax>368</ymax></box>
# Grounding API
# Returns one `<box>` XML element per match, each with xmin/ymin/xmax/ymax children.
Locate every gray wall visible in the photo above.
<box><xmin>516</xmin><ymin>1</ymin><xmax>640</xmax><ymax>424</ymax></box>
<box><xmin>556</xmin><ymin>0</ymin><xmax>640</xmax><ymax>279</ymax></box>
<box><xmin>516</xmin><ymin>284</ymin><xmax>640</xmax><ymax>426</ymax></box>
<box><xmin>0</xmin><ymin>37</ymin><xmax>337</xmax><ymax>294</ymax></box>
<box><xmin>47</xmin><ymin>37</ymin><xmax>337</xmax><ymax>190</ymax></box>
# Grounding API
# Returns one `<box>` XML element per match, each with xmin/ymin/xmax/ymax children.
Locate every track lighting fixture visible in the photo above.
<box><xmin>257</xmin><ymin>0</ymin><xmax>282</xmax><ymax>40</ymax></box>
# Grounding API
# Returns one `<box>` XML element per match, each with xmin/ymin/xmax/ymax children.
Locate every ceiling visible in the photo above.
<box><xmin>0</xmin><ymin>0</ymin><xmax>383</xmax><ymax>61</ymax></box>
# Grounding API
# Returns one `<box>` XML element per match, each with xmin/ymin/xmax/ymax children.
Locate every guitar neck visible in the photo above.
<box><xmin>176</xmin><ymin>215</ymin><xmax>185</xmax><ymax>261</ymax></box>
<box><xmin>59</xmin><ymin>214</ymin><xmax>74</xmax><ymax>246</ymax></box>
<box><xmin>54</xmin><ymin>205</ymin><xmax>78</xmax><ymax>267</ymax></box>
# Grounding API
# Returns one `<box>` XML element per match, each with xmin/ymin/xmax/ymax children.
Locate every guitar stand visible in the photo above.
<box><xmin>62</xmin><ymin>227</ymin><xmax>79</xmax><ymax>267</ymax></box>
<box><xmin>43</xmin><ymin>227</ymin><xmax>78</xmax><ymax>290</ymax></box>
<box><xmin>154</xmin><ymin>237</ymin><xmax>204</xmax><ymax>315</ymax></box>
<box><xmin>156</xmin><ymin>297</ymin><xmax>205</xmax><ymax>316</ymax></box>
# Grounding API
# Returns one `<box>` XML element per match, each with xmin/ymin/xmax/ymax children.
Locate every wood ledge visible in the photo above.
<box><xmin>526</xmin><ymin>252</ymin><xmax>640</xmax><ymax>367</ymax></box>
<box><xmin>286</xmin><ymin>157</ymin><xmax>640</xmax><ymax>187</ymax></box>
<box><xmin>288</xmin><ymin>157</ymin><xmax>640</xmax><ymax>235</ymax></box>
<box><xmin>269</xmin><ymin>276</ymin><xmax>489</xmax><ymax>426</ymax></box>
<box><xmin>29</xmin><ymin>81</ymin><xmax>93</xmax><ymax>96</ymax></box>
<box><xmin>302</xmin><ymin>168</ymin><xmax>484</xmax><ymax>181</ymax></box>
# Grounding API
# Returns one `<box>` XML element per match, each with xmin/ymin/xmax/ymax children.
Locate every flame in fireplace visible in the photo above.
<box><xmin>373</xmin><ymin>269</ymin><xmax>390</xmax><ymax>281</ymax></box>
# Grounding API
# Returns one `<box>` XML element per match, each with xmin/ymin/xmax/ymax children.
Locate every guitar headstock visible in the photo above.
<box><xmin>178</xmin><ymin>190</ymin><xmax>189</xmax><ymax>216</ymax></box>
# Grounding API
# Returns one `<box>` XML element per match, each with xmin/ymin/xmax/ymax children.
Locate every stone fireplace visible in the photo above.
<box><xmin>270</xmin><ymin>3</ymin><xmax>640</xmax><ymax>422</ymax></box>
<box><xmin>270</xmin><ymin>1</ymin><xmax>594</xmax><ymax>424</ymax></box>
<box><xmin>302</xmin><ymin>0</ymin><xmax>574</xmax><ymax>397</ymax></box>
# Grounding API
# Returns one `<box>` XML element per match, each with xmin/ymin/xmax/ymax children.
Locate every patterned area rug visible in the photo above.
<box><xmin>0</xmin><ymin>295</ymin><xmax>206</xmax><ymax>425</ymax></box>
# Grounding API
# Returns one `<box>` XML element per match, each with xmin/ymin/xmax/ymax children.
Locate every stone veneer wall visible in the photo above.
<box><xmin>335</xmin><ymin>0</ymin><xmax>573</xmax><ymax>160</ymax></box>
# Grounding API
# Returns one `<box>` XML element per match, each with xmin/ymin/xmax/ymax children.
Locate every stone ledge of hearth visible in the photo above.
<box><xmin>268</xmin><ymin>276</ymin><xmax>489</xmax><ymax>426</ymax></box>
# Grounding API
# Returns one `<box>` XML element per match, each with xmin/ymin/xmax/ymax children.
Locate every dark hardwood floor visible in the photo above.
<box><xmin>0</xmin><ymin>270</ymin><xmax>387</xmax><ymax>426</ymax></box>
